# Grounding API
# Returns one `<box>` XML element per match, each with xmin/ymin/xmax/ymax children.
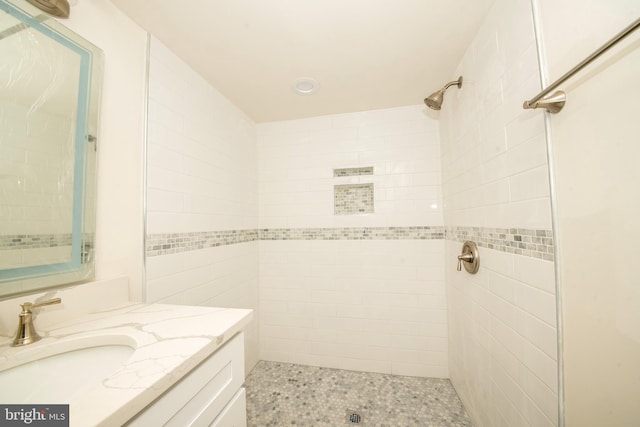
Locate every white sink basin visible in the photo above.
<box><xmin>0</xmin><ymin>342</ymin><xmax>134</xmax><ymax>403</ymax></box>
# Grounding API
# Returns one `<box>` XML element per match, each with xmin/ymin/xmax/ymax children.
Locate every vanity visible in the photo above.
<box><xmin>0</xmin><ymin>279</ymin><xmax>253</xmax><ymax>426</ymax></box>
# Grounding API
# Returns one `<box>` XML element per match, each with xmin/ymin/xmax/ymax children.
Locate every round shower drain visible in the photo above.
<box><xmin>347</xmin><ymin>411</ymin><xmax>362</xmax><ymax>424</ymax></box>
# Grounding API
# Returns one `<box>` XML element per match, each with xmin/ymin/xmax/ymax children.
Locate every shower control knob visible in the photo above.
<box><xmin>457</xmin><ymin>241</ymin><xmax>480</xmax><ymax>274</ymax></box>
<box><xmin>457</xmin><ymin>253</ymin><xmax>474</xmax><ymax>271</ymax></box>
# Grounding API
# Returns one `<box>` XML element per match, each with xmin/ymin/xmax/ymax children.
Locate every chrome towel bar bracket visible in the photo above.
<box><xmin>523</xmin><ymin>17</ymin><xmax>640</xmax><ymax>114</ymax></box>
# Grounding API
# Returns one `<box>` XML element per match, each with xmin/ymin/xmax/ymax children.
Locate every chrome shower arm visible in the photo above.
<box><xmin>443</xmin><ymin>76</ymin><xmax>463</xmax><ymax>90</ymax></box>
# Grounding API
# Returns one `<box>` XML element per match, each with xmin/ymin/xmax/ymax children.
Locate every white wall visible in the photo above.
<box><xmin>63</xmin><ymin>0</ymin><xmax>148</xmax><ymax>299</ymax></box>
<box><xmin>439</xmin><ymin>0</ymin><xmax>558</xmax><ymax>426</ymax></box>
<box><xmin>259</xmin><ymin>106</ymin><xmax>442</xmax><ymax>228</ymax></box>
<box><xmin>536</xmin><ymin>0</ymin><xmax>640</xmax><ymax>83</ymax></box>
<box><xmin>144</xmin><ymin>37</ymin><xmax>260</xmax><ymax>372</ymax></box>
<box><xmin>535</xmin><ymin>1</ymin><xmax>640</xmax><ymax>425</ymax></box>
<box><xmin>257</xmin><ymin>106</ymin><xmax>448</xmax><ymax>377</ymax></box>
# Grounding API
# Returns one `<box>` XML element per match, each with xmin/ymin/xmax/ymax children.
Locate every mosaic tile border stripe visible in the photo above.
<box><xmin>446</xmin><ymin>226</ymin><xmax>554</xmax><ymax>261</ymax></box>
<box><xmin>146</xmin><ymin>226</ymin><xmax>554</xmax><ymax>261</ymax></box>
<box><xmin>0</xmin><ymin>234</ymin><xmax>72</xmax><ymax>250</ymax></box>
<box><xmin>146</xmin><ymin>229</ymin><xmax>259</xmax><ymax>257</ymax></box>
<box><xmin>260</xmin><ymin>226</ymin><xmax>444</xmax><ymax>241</ymax></box>
<box><xmin>146</xmin><ymin>227</ymin><xmax>445</xmax><ymax>256</ymax></box>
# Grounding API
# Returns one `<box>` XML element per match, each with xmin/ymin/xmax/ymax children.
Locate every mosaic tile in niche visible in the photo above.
<box><xmin>334</xmin><ymin>183</ymin><xmax>374</xmax><ymax>215</ymax></box>
<box><xmin>333</xmin><ymin>166</ymin><xmax>374</xmax><ymax>177</ymax></box>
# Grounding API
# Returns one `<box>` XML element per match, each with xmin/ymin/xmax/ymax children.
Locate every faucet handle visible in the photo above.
<box><xmin>12</xmin><ymin>298</ymin><xmax>62</xmax><ymax>347</ymax></box>
<box><xmin>21</xmin><ymin>298</ymin><xmax>62</xmax><ymax>313</ymax></box>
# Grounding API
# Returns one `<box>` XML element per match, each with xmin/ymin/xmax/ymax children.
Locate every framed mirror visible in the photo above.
<box><xmin>0</xmin><ymin>0</ymin><xmax>103</xmax><ymax>298</ymax></box>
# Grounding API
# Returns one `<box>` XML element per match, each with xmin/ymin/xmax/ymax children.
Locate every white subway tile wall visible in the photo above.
<box><xmin>257</xmin><ymin>106</ymin><xmax>447</xmax><ymax>376</ymax></box>
<box><xmin>259</xmin><ymin>239</ymin><xmax>448</xmax><ymax>377</ymax></box>
<box><xmin>145</xmin><ymin>37</ymin><xmax>260</xmax><ymax>372</ymax></box>
<box><xmin>439</xmin><ymin>0</ymin><xmax>558</xmax><ymax>426</ymax></box>
<box><xmin>447</xmin><ymin>241</ymin><xmax>558</xmax><ymax>427</ymax></box>
<box><xmin>258</xmin><ymin>105</ymin><xmax>442</xmax><ymax>229</ymax></box>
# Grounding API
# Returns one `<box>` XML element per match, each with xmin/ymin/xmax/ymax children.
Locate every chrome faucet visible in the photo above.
<box><xmin>11</xmin><ymin>298</ymin><xmax>62</xmax><ymax>347</ymax></box>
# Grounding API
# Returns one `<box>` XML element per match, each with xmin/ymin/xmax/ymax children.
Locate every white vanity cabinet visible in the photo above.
<box><xmin>126</xmin><ymin>332</ymin><xmax>247</xmax><ymax>427</ymax></box>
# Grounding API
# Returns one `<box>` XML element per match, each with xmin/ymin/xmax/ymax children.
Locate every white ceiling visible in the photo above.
<box><xmin>110</xmin><ymin>0</ymin><xmax>495</xmax><ymax>123</ymax></box>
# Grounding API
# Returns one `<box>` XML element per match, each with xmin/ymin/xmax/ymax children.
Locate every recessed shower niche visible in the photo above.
<box><xmin>333</xmin><ymin>167</ymin><xmax>374</xmax><ymax>215</ymax></box>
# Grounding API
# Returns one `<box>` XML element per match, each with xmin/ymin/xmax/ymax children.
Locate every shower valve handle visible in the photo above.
<box><xmin>456</xmin><ymin>241</ymin><xmax>480</xmax><ymax>274</ymax></box>
<box><xmin>457</xmin><ymin>253</ymin><xmax>474</xmax><ymax>271</ymax></box>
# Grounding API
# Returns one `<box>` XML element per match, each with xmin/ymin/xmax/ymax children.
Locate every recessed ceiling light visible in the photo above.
<box><xmin>292</xmin><ymin>77</ymin><xmax>319</xmax><ymax>95</ymax></box>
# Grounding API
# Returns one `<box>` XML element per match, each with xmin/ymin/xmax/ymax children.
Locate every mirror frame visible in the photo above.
<box><xmin>0</xmin><ymin>0</ymin><xmax>103</xmax><ymax>297</ymax></box>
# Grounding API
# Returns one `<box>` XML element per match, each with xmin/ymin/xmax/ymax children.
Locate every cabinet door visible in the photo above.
<box><xmin>210</xmin><ymin>388</ymin><xmax>246</xmax><ymax>427</ymax></box>
<box><xmin>127</xmin><ymin>332</ymin><xmax>245</xmax><ymax>426</ymax></box>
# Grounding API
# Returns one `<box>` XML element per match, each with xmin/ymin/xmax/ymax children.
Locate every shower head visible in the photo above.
<box><xmin>424</xmin><ymin>76</ymin><xmax>463</xmax><ymax>110</ymax></box>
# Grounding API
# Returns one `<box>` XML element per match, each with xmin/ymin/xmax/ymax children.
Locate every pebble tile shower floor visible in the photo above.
<box><xmin>245</xmin><ymin>361</ymin><xmax>472</xmax><ymax>427</ymax></box>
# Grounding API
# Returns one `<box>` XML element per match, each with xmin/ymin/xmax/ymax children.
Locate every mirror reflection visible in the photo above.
<box><xmin>0</xmin><ymin>0</ymin><xmax>102</xmax><ymax>297</ymax></box>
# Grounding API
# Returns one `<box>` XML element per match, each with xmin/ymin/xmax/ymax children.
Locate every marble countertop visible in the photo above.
<box><xmin>0</xmin><ymin>303</ymin><xmax>253</xmax><ymax>426</ymax></box>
